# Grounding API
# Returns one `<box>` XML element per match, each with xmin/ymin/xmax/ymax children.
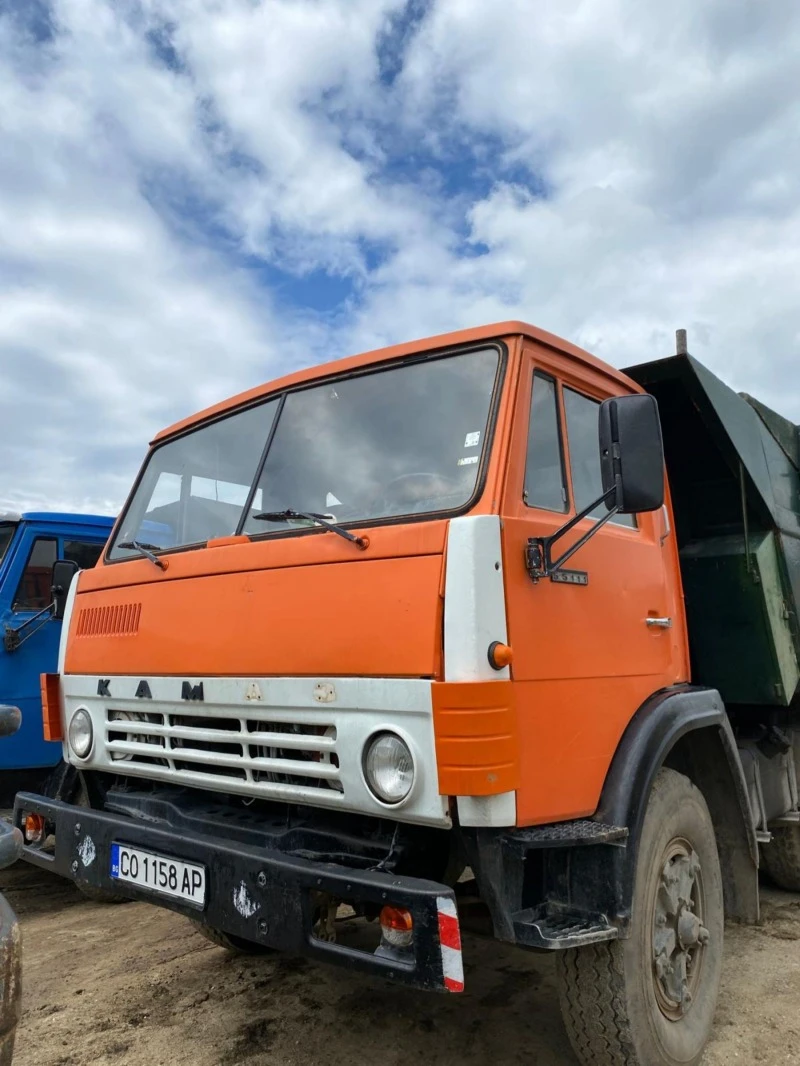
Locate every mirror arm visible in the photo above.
<box><xmin>3</xmin><ymin>602</ymin><xmax>56</xmax><ymax>653</ymax></box>
<box><xmin>526</xmin><ymin>487</ymin><xmax>619</xmax><ymax>582</ymax></box>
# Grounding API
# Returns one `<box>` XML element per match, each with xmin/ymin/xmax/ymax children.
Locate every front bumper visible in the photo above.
<box><xmin>14</xmin><ymin>791</ymin><xmax>462</xmax><ymax>993</ymax></box>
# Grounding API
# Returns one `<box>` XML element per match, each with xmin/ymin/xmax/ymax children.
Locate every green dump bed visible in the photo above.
<box><xmin>625</xmin><ymin>353</ymin><xmax>800</xmax><ymax>709</ymax></box>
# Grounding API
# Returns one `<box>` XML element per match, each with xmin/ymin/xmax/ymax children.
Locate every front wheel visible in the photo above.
<box><xmin>189</xmin><ymin>919</ymin><xmax>276</xmax><ymax>956</ymax></box>
<box><xmin>76</xmin><ymin>883</ymin><xmax>131</xmax><ymax>905</ymax></box>
<box><xmin>556</xmin><ymin>767</ymin><xmax>724</xmax><ymax>1066</ymax></box>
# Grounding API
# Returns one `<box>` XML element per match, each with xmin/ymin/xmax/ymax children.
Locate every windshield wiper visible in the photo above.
<box><xmin>118</xmin><ymin>540</ymin><xmax>168</xmax><ymax>570</ymax></box>
<box><xmin>252</xmin><ymin>509</ymin><xmax>368</xmax><ymax>550</ymax></box>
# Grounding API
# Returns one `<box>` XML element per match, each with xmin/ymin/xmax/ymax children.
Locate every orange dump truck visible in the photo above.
<box><xmin>16</xmin><ymin>323</ymin><xmax>800</xmax><ymax>1066</ymax></box>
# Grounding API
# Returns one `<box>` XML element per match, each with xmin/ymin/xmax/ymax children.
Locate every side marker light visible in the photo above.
<box><xmin>487</xmin><ymin>641</ymin><xmax>513</xmax><ymax>670</ymax></box>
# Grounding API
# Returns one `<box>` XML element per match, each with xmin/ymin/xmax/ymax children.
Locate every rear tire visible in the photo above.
<box><xmin>556</xmin><ymin>767</ymin><xmax>724</xmax><ymax>1066</ymax></box>
<box><xmin>761</xmin><ymin>826</ymin><xmax>800</xmax><ymax>891</ymax></box>
<box><xmin>189</xmin><ymin>919</ymin><xmax>276</xmax><ymax>956</ymax></box>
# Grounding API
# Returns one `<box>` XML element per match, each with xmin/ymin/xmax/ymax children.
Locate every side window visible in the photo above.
<box><xmin>13</xmin><ymin>538</ymin><xmax>58</xmax><ymax>612</ymax></box>
<box><xmin>523</xmin><ymin>373</ymin><xmax>568</xmax><ymax>512</ymax></box>
<box><xmin>64</xmin><ymin>541</ymin><xmax>105</xmax><ymax>570</ymax></box>
<box><xmin>563</xmin><ymin>388</ymin><xmax>636</xmax><ymax>528</ymax></box>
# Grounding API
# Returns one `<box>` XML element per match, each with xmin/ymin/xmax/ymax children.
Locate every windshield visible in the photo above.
<box><xmin>0</xmin><ymin>523</ymin><xmax>16</xmax><ymax>565</ymax></box>
<box><xmin>109</xmin><ymin>346</ymin><xmax>501</xmax><ymax>560</ymax></box>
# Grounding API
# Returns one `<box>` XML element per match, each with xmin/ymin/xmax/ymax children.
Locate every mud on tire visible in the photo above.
<box><xmin>76</xmin><ymin>883</ymin><xmax>131</xmax><ymax>905</ymax></box>
<box><xmin>556</xmin><ymin>767</ymin><xmax>724</xmax><ymax>1066</ymax></box>
<box><xmin>761</xmin><ymin>825</ymin><xmax>800</xmax><ymax>892</ymax></box>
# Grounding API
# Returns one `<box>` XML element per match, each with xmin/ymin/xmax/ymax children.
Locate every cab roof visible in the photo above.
<box><xmin>19</xmin><ymin>512</ymin><xmax>115</xmax><ymax>527</ymax></box>
<box><xmin>153</xmin><ymin>320</ymin><xmax>635</xmax><ymax>444</ymax></box>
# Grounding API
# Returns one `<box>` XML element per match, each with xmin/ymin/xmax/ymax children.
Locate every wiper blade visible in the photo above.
<box><xmin>118</xmin><ymin>540</ymin><xmax>168</xmax><ymax>570</ymax></box>
<box><xmin>252</xmin><ymin>509</ymin><xmax>368</xmax><ymax>550</ymax></box>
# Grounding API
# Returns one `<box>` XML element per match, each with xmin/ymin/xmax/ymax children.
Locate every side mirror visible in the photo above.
<box><xmin>51</xmin><ymin>559</ymin><xmax>80</xmax><ymax>620</ymax></box>
<box><xmin>599</xmin><ymin>394</ymin><xmax>665</xmax><ymax>514</ymax></box>
<box><xmin>0</xmin><ymin>706</ymin><xmax>21</xmax><ymax>737</ymax></box>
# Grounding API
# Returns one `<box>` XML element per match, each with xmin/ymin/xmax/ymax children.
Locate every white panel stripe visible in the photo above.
<box><xmin>443</xmin><ymin>515</ymin><xmax>509</xmax><ymax>682</ymax></box>
<box><xmin>436</xmin><ymin>895</ymin><xmax>458</xmax><ymax>919</ymax></box>
<box><xmin>441</xmin><ymin>944</ymin><xmax>464</xmax><ymax>984</ymax></box>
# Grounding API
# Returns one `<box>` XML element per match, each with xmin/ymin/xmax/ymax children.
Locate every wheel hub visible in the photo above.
<box><xmin>652</xmin><ymin>838</ymin><xmax>710</xmax><ymax>1019</ymax></box>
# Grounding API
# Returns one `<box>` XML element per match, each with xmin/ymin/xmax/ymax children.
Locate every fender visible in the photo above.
<box><xmin>595</xmin><ymin>684</ymin><xmax>759</xmax><ymax>925</ymax></box>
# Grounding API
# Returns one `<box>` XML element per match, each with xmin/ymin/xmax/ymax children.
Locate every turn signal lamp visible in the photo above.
<box><xmin>380</xmin><ymin>905</ymin><xmax>414</xmax><ymax>949</ymax></box>
<box><xmin>40</xmin><ymin>673</ymin><xmax>63</xmax><ymax>742</ymax></box>
<box><xmin>487</xmin><ymin>641</ymin><xmax>513</xmax><ymax>670</ymax></box>
<box><xmin>24</xmin><ymin>813</ymin><xmax>45</xmax><ymax>845</ymax></box>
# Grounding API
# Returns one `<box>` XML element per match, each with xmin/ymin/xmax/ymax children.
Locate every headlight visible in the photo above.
<box><xmin>68</xmin><ymin>708</ymin><xmax>93</xmax><ymax>759</ymax></box>
<box><xmin>363</xmin><ymin>732</ymin><xmax>414</xmax><ymax>804</ymax></box>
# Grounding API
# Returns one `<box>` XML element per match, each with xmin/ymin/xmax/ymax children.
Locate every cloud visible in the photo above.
<box><xmin>1</xmin><ymin>0</ymin><xmax>799</xmax><ymax>514</ymax></box>
<box><xmin>374</xmin><ymin>0</ymin><xmax>800</xmax><ymax>405</ymax></box>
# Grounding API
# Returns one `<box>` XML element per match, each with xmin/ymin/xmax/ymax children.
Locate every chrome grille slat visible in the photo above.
<box><xmin>104</xmin><ymin>761</ymin><xmax>346</xmax><ymax>805</ymax></box>
<box><xmin>105</xmin><ymin>740</ymin><xmax>340</xmax><ymax>779</ymax></box>
<box><xmin>106</xmin><ymin>702</ymin><xmax>338</xmax><ymax>726</ymax></box>
<box><xmin>103</xmin><ymin>722</ymin><xmax>335</xmax><ymax>751</ymax></box>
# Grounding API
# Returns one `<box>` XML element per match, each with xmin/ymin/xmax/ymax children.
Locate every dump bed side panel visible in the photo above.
<box><xmin>625</xmin><ymin>354</ymin><xmax>800</xmax><ymax>706</ymax></box>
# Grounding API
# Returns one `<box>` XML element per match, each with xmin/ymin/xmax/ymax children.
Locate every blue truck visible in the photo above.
<box><xmin>0</xmin><ymin>512</ymin><xmax>114</xmax><ymax>792</ymax></box>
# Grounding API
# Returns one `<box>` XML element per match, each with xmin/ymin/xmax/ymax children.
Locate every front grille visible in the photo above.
<box><xmin>104</xmin><ymin>706</ymin><xmax>342</xmax><ymax>798</ymax></box>
<box><xmin>76</xmin><ymin>603</ymin><xmax>142</xmax><ymax>637</ymax></box>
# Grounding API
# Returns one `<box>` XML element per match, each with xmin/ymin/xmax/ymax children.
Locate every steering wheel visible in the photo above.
<box><xmin>370</xmin><ymin>471</ymin><xmax>462</xmax><ymax>516</ymax></box>
<box><xmin>383</xmin><ymin>471</ymin><xmax>457</xmax><ymax>494</ymax></box>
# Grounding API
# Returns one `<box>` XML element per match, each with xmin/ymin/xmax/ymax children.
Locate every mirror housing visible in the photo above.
<box><xmin>599</xmin><ymin>394</ymin><xmax>665</xmax><ymax>514</ymax></box>
<box><xmin>51</xmin><ymin>559</ymin><xmax>80</xmax><ymax>621</ymax></box>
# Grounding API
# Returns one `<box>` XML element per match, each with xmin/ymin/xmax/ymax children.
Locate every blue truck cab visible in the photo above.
<box><xmin>0</xmin><ymin>512</ymin><xmax>114</xmax><ymax>780</ymax></box>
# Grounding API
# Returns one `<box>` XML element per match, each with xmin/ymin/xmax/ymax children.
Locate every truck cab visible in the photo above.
<box><xmin>0</xmin><ymin>512</ymin><xmax>114</xmax><ymax>784</ymax></box>
<box><xmin>14</xmin><ymin>324</ymin><xmax>800</xmax><ymax>1066</ymax></box>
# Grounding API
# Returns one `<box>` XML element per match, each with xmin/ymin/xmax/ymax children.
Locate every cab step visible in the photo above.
<box><xmin>504</xmin><ymin>820</ymin><xmax>628</xmax><ymax>853</ymax></box>
<box><xmin>513</xmin><ymin>904</ymin><xmax>619</xmax><ymax>950</ymax></box>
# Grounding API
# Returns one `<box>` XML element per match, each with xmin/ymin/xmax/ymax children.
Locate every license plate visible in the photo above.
<box><xmin>110</xmin><ymin>843</ymin><xmax>206</xmax><ymax>907</ymax></box>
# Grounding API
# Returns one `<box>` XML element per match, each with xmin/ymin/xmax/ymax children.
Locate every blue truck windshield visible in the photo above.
<box><xmin>0</xmin><ymin>523</ymin><xmax>16</xmax><ymax>566</ymax></box>
<box><xmin>109</xmin><ymin>346</ymin><xmax>501</xmax><ymax>558</ymax></box>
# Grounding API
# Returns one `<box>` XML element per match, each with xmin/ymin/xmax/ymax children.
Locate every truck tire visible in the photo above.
<box><xmin>76</xmin><ymin>883</ymin><xmax>131</xmax><ymax>904</ymax></box>
<box><xmin>761</xmin><ymin>826</ymin><xmax>800</xmax><ymax>891</ymax></box>
<box><xmin>556</xmin><ymin>768</ymin><xmax>724</xmax><ymax>1066</ymax></box>
<box><xmin>189</xmin><ymin>919</ymin><xmax>276</xmax><ymax>956</ymax></box>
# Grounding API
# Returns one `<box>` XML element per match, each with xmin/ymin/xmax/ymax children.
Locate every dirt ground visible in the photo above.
<box><xmin>3</xmin><ymin>862</ymin><xmax>799</xmax><ymax>1066</ymax></box>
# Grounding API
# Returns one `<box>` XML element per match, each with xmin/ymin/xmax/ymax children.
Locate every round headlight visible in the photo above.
<box><xmin>68</xmin><ymin>708</ymin><xmax>93</xmax><ymax>759</ymax></box>
<box><xmin>363</xmin><ymin>732</ymin><xmax>414</xmax><ymax>804</ymax></box>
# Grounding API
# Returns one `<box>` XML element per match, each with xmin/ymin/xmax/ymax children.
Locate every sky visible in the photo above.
<box><xmin>1</xmin><ymin>0</ymin><xmax>799</xmax><ymax>515</ymax></box>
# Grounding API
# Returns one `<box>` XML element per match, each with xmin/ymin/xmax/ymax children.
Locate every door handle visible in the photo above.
<box><xmin>646</xmin><ymin>616</ymin><xmax>672</xmax><ymax>629</ymax></box>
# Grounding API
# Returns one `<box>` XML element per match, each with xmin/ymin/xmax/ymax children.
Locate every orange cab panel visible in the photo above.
<box><xmin>499</xmin><ymin>342</ymin><xmax>689</xmax><ymax>827</ymax></box>
<box><xmin>432</xmin><ymin>679</ymin><xmax>519</xmax><ymax>796</ymax></box>
<box><xmin>65</xmin><ymin>553</ymin><xmax>444</xmax><ymax>678</ymax></box>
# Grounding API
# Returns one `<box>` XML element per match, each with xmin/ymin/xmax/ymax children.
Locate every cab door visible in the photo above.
<box><xmin>0</xmin><ymin>525</ymin><xmax>107</xmax><ymax>772</ymax></box>
<box><xmin>0</xmin><ymin>524</ymin><xmax>59</xmax><ymax>771</ymax></box>
<box><xmin>501</xmin><ymin>345</ymin><xmax>687</xmax><ymax>826</ymax></box>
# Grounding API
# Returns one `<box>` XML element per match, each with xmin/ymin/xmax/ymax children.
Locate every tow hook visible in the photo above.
<box><xmin>313</xmin><ymin>898</ymin><xmax>340</xmax><ymax>943</ymax></box>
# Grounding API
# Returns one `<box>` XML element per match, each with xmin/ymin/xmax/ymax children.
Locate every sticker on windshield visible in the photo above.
<box><xmin>464</xmin><ymin>431</ymin><xmax>481</xmax><ymax>448</ymax></box>
<box><xmin>458</xmin><ymin>456</ymin><xmax>479</xmax><ymax>466</ymax></box>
